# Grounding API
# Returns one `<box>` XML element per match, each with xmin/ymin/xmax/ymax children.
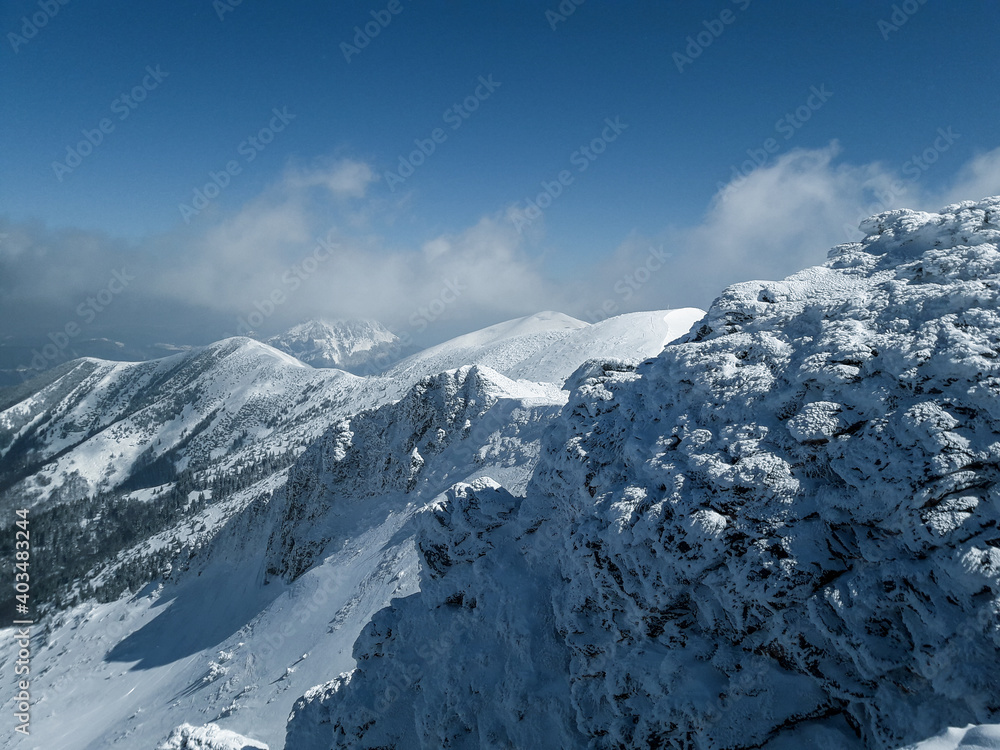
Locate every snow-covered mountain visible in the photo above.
<box><xmin>0</xmin><ymin>337</ymin><xmax>360</xmax><ymax>506</ymax></box>
<box><xmin>287</xmin><ymin>198</ymin><xmax>1000</xmax><ymax>748</ymax></box>
<box><xmin>264</xmin><ymin>319</ymin><xmax>403</xmax><ymax>372</ymax></box>
<box><xmin>0</xmin><ymin>304</ymin><xmax>699</xmax><ymax>749</ymax></box>
<box><xmin>383</xmin><ymin>308</ymin><xmax>704</xmax><ymax>385</ymax></box>
<box><xmin>0</xmin><ymin>338</ymin><xmax>192</xmax><ymax>388</ymax></box>
<box><xmin>1</xmin><ymin>363</ymin><xmax>563</xmax><ymax>750</ymax></box>
<box><xmin>0</xmin><ymin>309</ymin><xmax>698</xmax><ymax>515</ymax></box>
<box><xmin>7</xmin><ymin>197</ymin><xmax>1000</xmax><ymax>750</ymax></box>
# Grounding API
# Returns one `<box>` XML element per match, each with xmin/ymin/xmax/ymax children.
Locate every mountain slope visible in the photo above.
<box><xmin>381</xmin><ymin>311</ymin><xmax>587</xmax><ymax>383</ymax></box>
<box><xmin>0</xmin><ymin>303</ymin><xmax>701</xmax><ymax>749</ymax></box>
<box><xmin>0</xmin><ymin>308</ymin><xmax>701</xmax><ymax>619</ymax></box>
<box><xmin>287</xmin><ymin>198</ymin><xmax>1000</xmax><ymax>748</ymax></box>
<box><xmin>383</xmin><ymin>309</ymin><xmax>703</xmax><ymax>385</ymax></box>
<box><xmin>262</xmin><ymin>365</ymin><xmax>563</xmax><ymax>585</ymax></box>
<box><xmin>0</xmin><ymin>337</ymin><xmax>371</xmax><ymax>508</ymax></box>
<box><xmin>503</xmin><ymin>307</ymin><xmax>706</xmax><ymax>382</ymax></box>
<box><xmin>0</xmin><ymin>364</ymin><xmax>565</xmax><ymax>750</ymax></box>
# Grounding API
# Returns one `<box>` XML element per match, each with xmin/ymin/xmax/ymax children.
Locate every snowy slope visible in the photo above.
<box><xmin>0</xmin><ymin>306</ymin><xmax>699</xmax><ymax>622</ymax></box>
<box><xmin>0</xmin><ymin>337</ymin><xmax>378</xmax><ymax>507</ymax></box>
<box><xmin>287</xmin><ymin>198</ymin><xmax>1000</xmax><ymax>749</ymax></box>
<box><xmin>0</xmin><ymin>364</ymin><xmax>565</xmax><ymax>750</ymax></box>
<box><xmin>383</xmin><ymin>309</ymin><xmax>703</xmax><ymax>385</ymax></box>
<box><xmin>381</xmin><ymin>311</ymin><xmax>587</xmax><ymax>383</ymax></box>
<box><xmin>504</xmin><ymin>307</ymin><xmax>706</xmax><ymax>383</ymax></box>
<box><xmin>0</xmin><ymin>303</ymin><xmax>701</xmax><ymax>749</ymax></box>
<box><xmin>264</xmin><ymin>319</ymin><xmax>402</xmax><ymax>372</ymax></box>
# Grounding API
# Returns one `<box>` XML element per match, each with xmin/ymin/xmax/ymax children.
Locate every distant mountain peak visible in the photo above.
<box><xmin>264</xmin><ymin>318</ymin><xmax>401</xmax><ymax>372</ymax></box>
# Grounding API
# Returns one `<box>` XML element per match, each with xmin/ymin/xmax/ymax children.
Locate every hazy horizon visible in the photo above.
<box><xmin>3</xmin><ymin>1</ymin><xmax>999</xmax><ymax>370</ymax></box>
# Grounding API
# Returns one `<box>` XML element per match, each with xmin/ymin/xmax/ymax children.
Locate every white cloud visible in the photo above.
<box><xmin>4</xmin><ymin>144</ymin><xmax>1000</xmax><ymax>348</ymax></box>
<box><xmin>578</xmin><ymin>140</ymin><xmax>1000</xmax><ymax>312</ymax></box>
<box><xmin>283</xmin><ymin>159</ymin><xmax>376</xmax><ymax>199</ymax></box>
<box><xmin>939</xmin><ymin>146</ymin><xmax>1000</xmax><ymax>206</ymax></box>
<box><xmin>602</xmin><ymin>140</ymin><xmax>1000</xmax><ymax>310</ymax></box>
<box><xmin>143</xmin><ymin>175</ymin><xmax>562</xmax><ymax>341</ymax></box>
<box><xmin>672</xmin><ymin>144</ymin><xmax>910</xmax><ymax>302</ymax></box>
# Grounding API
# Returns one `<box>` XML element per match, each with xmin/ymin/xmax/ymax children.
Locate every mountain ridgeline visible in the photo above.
<box><xmin>2</xmin><ymin>200</ymin><xmax>1000</xmax><ymax>749</ymax></box>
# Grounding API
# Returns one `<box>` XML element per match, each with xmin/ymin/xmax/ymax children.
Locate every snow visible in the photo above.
<box><xmin>504</xmin><ymin>307</ymin><xmax>705</xmax><ymax>382</ymax></box>
<box><xmin>901</xmin><ymin>725</ymin><xmax>1000</xmax><ymax>750</ymax></box>
<box><xmin>6</xmin><ymin>197</ymin><xmax>1000</xmax><ymax>748</ymax></box>
<box><xmin>0</xmin><ymin>354</ymin><xmax>571</xmax><ymax>749</ymax></box>
<box><xmin>123</xmin><ymin>484</ymin><xmax>172</xmax><ymax>503</ymax></box>
<box><xmin>157</xmin><ymin>722</ymin><xmax>268</xmax><ymax>749</ymax></box>
<box><xmin>382</xmin><ymin>310</ymin><xmax>588</xmax><ymax>382</ymax></box>
<box><xmin>385</xmin><ymin>308</ymin><xmax>703</xmax><ymax>385</ymax></box>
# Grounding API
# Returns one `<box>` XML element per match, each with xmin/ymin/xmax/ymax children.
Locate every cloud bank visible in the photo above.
<box><xmin>4</xmin><ymin>145</ymin><xmax>1000</xmax><ymax>357</ymax></box>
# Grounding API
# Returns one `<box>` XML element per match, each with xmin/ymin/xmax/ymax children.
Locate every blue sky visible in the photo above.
<box><xmin>2</xmin><ymin>0</ymin><xmax>1000</xmax><ymax>352</ymax></box>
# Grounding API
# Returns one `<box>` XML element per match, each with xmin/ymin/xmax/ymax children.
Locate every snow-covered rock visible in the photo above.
<box><xmin>263</xmin><ymin>364</ymin><xmax>564</xmax><ymax>584</ymax></box>
<box><xmin>902</xmin><ymin>724</ymin><xmax>1000</xmax><ymax>750</ymax></box>
<box><xmin>285</xmin><ymin>477</ymin><xmax>581</xmax><ymax>750</ymax></box>
<box><xmin>157</xmin><ymin>722</ymin><xmax>268</xmax><ymax>749</ymax></box>
<box><xmin>287</xmin><ymin>197</ymin><xmax>1000</xmax><ymax>749</ymax></box>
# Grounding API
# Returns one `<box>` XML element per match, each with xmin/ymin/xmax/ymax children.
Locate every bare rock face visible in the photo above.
<box><xmin>288</xmin><ymin>198</ymin><xmax>1000</xmax><ymax>749</ymax></box>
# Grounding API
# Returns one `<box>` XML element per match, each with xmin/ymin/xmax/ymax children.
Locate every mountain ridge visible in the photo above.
<box><xmin>285</xmin><ymin>197</ymin><xmax>1000</xmax><ymax>749</ymax></box>
<box><xmin>6</xmin><ymin>198</ymin><xmax>1000</xmax><ymax>749</ymax></box>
